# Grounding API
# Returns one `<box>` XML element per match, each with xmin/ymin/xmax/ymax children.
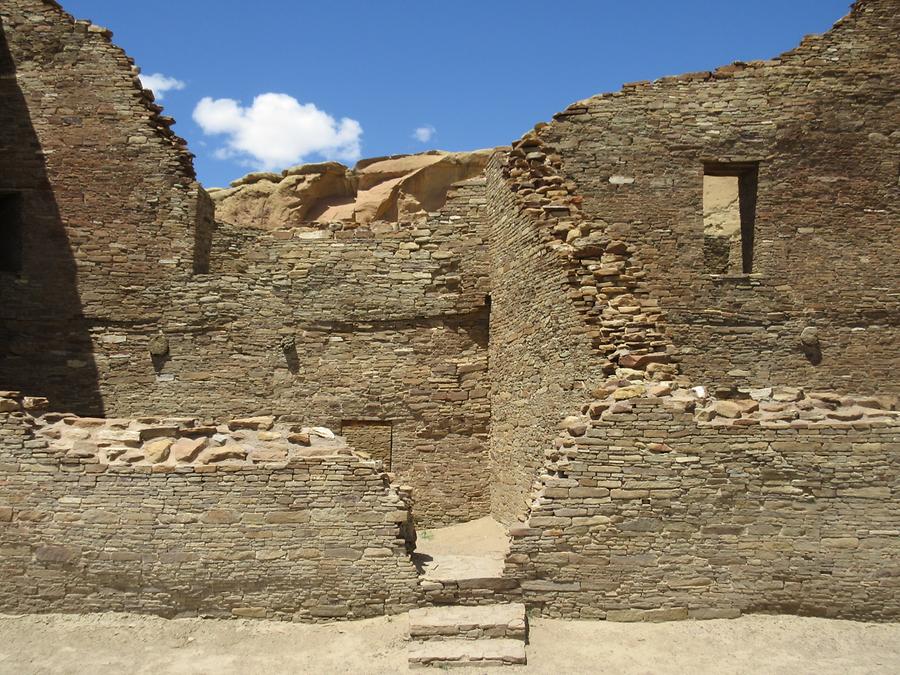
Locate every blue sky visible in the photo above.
<box><xmin>61</xmin><ymin>0</ymin><xmax>854</xmax><ymax>188</ymax></box>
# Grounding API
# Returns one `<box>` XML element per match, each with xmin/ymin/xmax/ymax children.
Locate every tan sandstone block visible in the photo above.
<box><xmin>170</xmin><ymin>437</ymin><xmax>207</xmax><ymax>463</ymax></box>
<box><xmin>142</xmin><ymin>438</ymin><xmax>174</xmax><ymax>463</ymax></box>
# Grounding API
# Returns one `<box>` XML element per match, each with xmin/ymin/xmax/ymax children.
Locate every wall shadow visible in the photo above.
<box><xmin>0</xmin><ymin>25</ymin><xmax>103</xmax><ymax>415</ymax></box>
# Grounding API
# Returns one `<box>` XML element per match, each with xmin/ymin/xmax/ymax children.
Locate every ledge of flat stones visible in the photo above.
<box><xmin>0</xmin><ymin>391</ymin><xmax>365</xmax><ymax>469</ymax></box>
<box><xmin>556</xmin><ymin>372</ymin><xmax>898</xmax><ymax>439</ymax></box>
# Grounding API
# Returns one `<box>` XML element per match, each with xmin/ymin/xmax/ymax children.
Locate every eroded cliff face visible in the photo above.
<box><xmin>209</xmin><ymin>149</ymin><xmax>494</xmax><ymax>228</ymax></box>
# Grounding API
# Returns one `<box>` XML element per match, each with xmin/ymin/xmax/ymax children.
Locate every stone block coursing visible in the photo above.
<box><xmin>0</xmin><ymin>395</ymin><xmax>419</xmax><ymax>621</ymax></box>
<box><xmin>1</xmin><ymin>0</ymin><xmax>898</xmax><ymax>625</ymax></box>
<box><xmin>504</xmin><ymin>395</ymin><xmax>900</xmax><ymax>621</ymax></box>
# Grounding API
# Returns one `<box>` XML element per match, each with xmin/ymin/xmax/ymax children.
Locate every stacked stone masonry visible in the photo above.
<box><xmin>1</xmin><ymin>0</ymin><xmax>490</xmax><ymax>526</ymax></box>
<box><xmin>534</xmin><ymin>0</ymin><xmax>898</xmax><ymax>394</ymax></box>
<box><xmin>503</xmin><ymin>385</ymin><xmax>899</xmax><ymax>621</ymax></box>
<box><xmin>0</xmin><ymin>0</ymin><xmax>898</xmax><ymax>623</ymax></box>
<box><xmin>484</xmin><ymin>0</ymin><xmax>899</xmax><ymax>622</ymax></box>
<box><xmin>0</xmin><ymin>392</ymin><xmax>419</xmax><ymax>620</ymax></box>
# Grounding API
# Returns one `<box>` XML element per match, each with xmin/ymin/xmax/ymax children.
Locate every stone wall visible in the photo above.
<box><xmin>0</xmin><ymin>0</ymin><xmax>207</xmax><ymax>413</ymax></box>
<box><xmin>526</xmin><ymin>0</ymin><xmax>899</xmax><ymax>394</ymax></box>
<box><xmin>0</xmin><ymin>394</ymin><xmax>420</xmax><ymax>620</ymax></box>
<box><xmin>504</xmin><ymin>392</ymin><xmax>900</xmax><ymax>621</ymax></box>
<box><xmin>0</xmin><ymin>0</ymin><xmax>492</xmax><ymax>526</ymax></box>
<box><xmin>485</xmin><ymin>0</ymin><xmax>900</xmax><ymax>621</ymax></box>
<box><xmin>341</xmin><ymin>420</ymin><xmax>394</xmax><ymax>468</ymax></box>
<box><xmin>135</xmin><ymin>181</ymin><xmax>491</xmax><ymax>526</ymax></box>
<box><xmin>2</xmin><ymin>0</ymin><xmax>899</xmax><ymax>616</ymax></box>
<box><xmin>485</xmin><ymin>155</ymin><xmax>605</xmax><ymax>524</ymax></box>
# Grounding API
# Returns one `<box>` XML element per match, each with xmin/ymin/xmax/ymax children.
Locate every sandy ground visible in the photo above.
<box><xmin>0</xmin><ymin>611</ymin><xmax>898</xmax><ymax>675</ymax></box>
<box><xmin>4</xmin><ymin>520</ymin><xmax>897</xmax><ymax>673</ymax></box>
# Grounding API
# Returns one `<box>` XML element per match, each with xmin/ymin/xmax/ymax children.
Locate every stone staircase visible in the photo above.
<box><xmin>407</xmin><ymin>603</ymin><xmax>528</xmax><ymax>668</ymax></box>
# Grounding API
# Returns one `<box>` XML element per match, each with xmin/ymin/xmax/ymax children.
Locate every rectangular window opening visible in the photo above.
<box><xmin>0</xmin><ymin>192</ymin><xmax>23</xmax><ymax>275</ymax></box>
<box><xmin>340</xmin><ymin>420</ymin><xmax>393</xmax><ymax>470</ymax></box>
<box><xmin>703</xmin><ymin>162</ymin><xmax>758</xmax><ymax>274</ymax></box>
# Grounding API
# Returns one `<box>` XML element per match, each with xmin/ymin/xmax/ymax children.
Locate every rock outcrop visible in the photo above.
<box><xmin>209</xmin><ymin>149</ymin><xmax>494</xmax><ymax>228</ymax></box>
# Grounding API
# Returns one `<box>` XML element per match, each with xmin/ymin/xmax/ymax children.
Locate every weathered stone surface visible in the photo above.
<box><xmin>170</xmin><ymin>437</ymin><xmax>208</xmax><ymax>463</ymax></box>
<box><xmin>142</xmin><ymin>438</ymin><xmax>173</xmax><ymax>463</ymax></box>
<box><xmin>200</xmin><ymin>444</ymin><xmax>247</xmax><ymax>464</ymax></box>
<box><xmin>0</xmin><ymin>405</ymin><xmax>418</xmax><ymax>622</ymax></box>
<box><xmin>227</xmin><ymin>417</ymin><xmax>275</xmax><ymax>432</ymax></box>
<box><xmin>0</xmin><ymin>400</ymin><xmax>19</xmax><ymax>413</ymax></box>
<box><xmin>213</xmin><ymin>150</ymin><xmax>493</xmax><ymax>228</ymax></box>
<box><xmin>408</xmin><ymin>638</ymin><xmax>526</xmax><ymax>667</ymax></box>
<box><xmin>0</xmin><ymin>0</ymin><xmax>898</xmax><ymax>632</ymax></box>
<box><xmin>408</xmin><ymin>603</ymin><xmax>526</xmax><ymax>639</ymax></box>
<box><xmin>715</xmin><ymin>401</ymin><xmax>744</xmax><ymax>418</ymax></box>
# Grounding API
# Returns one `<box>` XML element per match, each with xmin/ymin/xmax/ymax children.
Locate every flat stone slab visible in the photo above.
<box><xmin>417</xmin><ymin>517</ymin><xmax>509</xmax><ymax>582</ymax></box>
<box><xmin>409</xmin><ymin>603</ymin><xmax>526</xmax><ymax>639</ymax></box>
<box><xmin>408</xmin><ymin>638</ymin><xmax>526</xmax><ymax>667</ymax></box>
<box><xmin>421</xmin><ymin>553</ymin><xmax>505</xmax><ymax>581</ymax></box>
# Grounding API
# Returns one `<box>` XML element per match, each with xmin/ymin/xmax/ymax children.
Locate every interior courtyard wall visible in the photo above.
<box><xmin>82</xmin><ymin>183</ymin><xmax>492</xmax><ymax>526</ymax></box>
<box><xmin>1</xmin><ymin>0</ymin><xmax>492</xmax><ymax>525</ymax></box>
<box><xmin>485</xmin><ymin>157</ymin><xmax>606</xmax><ymax>524</ymax></box>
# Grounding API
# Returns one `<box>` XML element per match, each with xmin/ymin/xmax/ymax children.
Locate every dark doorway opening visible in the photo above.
<box><xmin>0</xmin><ymin>192</ymin><xmax>23</xmax><ymax>274</ymax></box>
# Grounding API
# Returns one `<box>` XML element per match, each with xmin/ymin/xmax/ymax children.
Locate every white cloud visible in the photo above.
<box><xmin>193</xmin><ymin>93</ymin><xmax>363</xmax><ymax>170</ymax></box>
<box><xmin>139</xmin><ymin>73</ymin><xmax>186</xmax><ymax>100</ymax></box>
<box><xmin>413</xmin><ymin>125</ymin><xmax>436</xmax><ymax>143</ymax></box>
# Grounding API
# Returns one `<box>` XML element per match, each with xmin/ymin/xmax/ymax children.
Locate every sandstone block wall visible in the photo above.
<box><xmin>485</xmin><ymin>156</ymin><xmax>605</xmax><ymax>524</ymax></box>
<box><xmin>0</xmin><ymin>397</ymin><xmax>420</xmax><ymax>620</ymax></box>
<box><xmin>341</xmin><ymin>420</ymin><xmax>394</xmax><ymax>468</ymax></box>
<box><xmin>140</xmin><ymin>181</ymin><xmax>490</xmax><ymax>526</ymax></box>
<box><xmin>505</xmin><ymin>396</ymin><xmax>900</xmax><ymax>621</ymax></box>
<box><xmin>0</xmin><ymin>0</ymin><xmax>209</xmax><ymax>412</ymax></box>
<box><xmin>484</xmin><ymin>0</ymin><xmax>900</xmax><ymax>621</ymax></box>
<box><xmin>2</xmin><ymin>0</ymin><xmax>899</xmax><ymax>612</ymax></box>
<box><xmin>532</xmin><ymin>0</ymin><xmax>899</xmax><ymax>394</ymax></box>
<box><xmin>2</xmin><ymin>0</ymin><xmax>493</xmax><ymax>529</ymax></box>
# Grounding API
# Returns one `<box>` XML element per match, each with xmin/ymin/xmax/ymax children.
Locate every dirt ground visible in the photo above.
<box><xmin>1</xmin><ymin>611</ymin><xmax>898</xmax><ymax>674</ymax></box>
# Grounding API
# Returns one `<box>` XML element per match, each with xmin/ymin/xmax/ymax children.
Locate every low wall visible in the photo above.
<box><xmin>505</xmin><ymin>393</ymin><xmax>900</xmax><ymax>621</ymax></box>
<box><xmin>0</xmin><ymin>398</ymin><xmax>420</xmax><ymax>621</ymax></box>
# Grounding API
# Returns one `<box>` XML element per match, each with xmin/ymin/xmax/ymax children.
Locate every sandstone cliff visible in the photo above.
<box><xmin>208</xmin><ymin>149</ymin><xmax>494</xmax><ymax>228</ymax></box>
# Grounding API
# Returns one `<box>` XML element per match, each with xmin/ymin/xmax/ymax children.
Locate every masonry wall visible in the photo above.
<box><xmin>0</xmin><ymin>407</ymin><xmax>420</xmax><ymax>620</ymax></box>
<box><xmin>486</xmin><ymin>156</ymin><xmax>605</xmax><ymax>524</ymax></box>
<box><xmin>486</xmin><ymin>0</ymin><xmax>900</xmax><ymax>619</ymax></box>
<box><xmin>91</xmin><ymin>182</ymin><xmax>492</xmax><ymax>526</ymax></box>
<box><xmin>536</xmin><ymin>0</ymin><xmax>899</xmax><ymax>394</ymax></box>
<box><xmin>0</xmin><ymin>0</ymin><xmax>207</xmax><ymax>413</ymax></box>
<box><xmin>504</xmin><ymin>399</ymin><xmax>900</xmax><ymax>621</ymax></box>
<box><xmin>0</xmin><ymin>0</ymin><xmax>492</xmax><ymax>525</ymax></box>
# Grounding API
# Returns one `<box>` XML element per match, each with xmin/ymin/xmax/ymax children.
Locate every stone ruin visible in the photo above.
<box><xmin>0</xmin><ymin>0</ymin><xmax>898</xmax><ymax>658</ymax></box>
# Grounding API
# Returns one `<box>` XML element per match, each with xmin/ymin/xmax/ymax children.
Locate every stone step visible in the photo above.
<box><xmin>409</xmin><ymin>602</ymin><xmax>527</xmax><ymax>640</ymax></box>
<box><xmin>408</xmin><ymin>638</ymin><xmax>526</xmax><ymax>668</ymax></box>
